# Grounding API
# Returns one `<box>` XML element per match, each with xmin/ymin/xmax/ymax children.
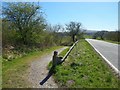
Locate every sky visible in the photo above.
<box><xmin>1</xmin><ymin>0</ymin><xmax>119</xmax><ymax>2</ymax></box>
<box><xmin>39</xmin><ymin>2</ymin><xmax>118</xmax><ymax>31</ymax></box>
<box><xmin>1</xmin><ymin>1</ymin><xmax>119</xmax><ymax>31</ymax></box>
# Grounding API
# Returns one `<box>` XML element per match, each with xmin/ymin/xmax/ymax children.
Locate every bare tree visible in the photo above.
<box><xmin>66</xmin><ymin>21</ymin><xmax>82</xmax><ymax>42</ymax></box>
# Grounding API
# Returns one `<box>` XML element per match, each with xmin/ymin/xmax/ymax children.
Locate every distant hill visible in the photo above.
<box><xmin>85</xmin><ymin>30</ymin><xmax>97</xmax><ymax>36</ymax></box>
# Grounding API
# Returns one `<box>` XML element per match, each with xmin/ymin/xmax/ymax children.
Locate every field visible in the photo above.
<box><xmin>54</xmin><ymin>39</ymin><xmax>119</xmax><ymax>88</ymax></box>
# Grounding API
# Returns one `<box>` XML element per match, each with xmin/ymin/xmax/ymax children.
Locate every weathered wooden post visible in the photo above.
<box><xmin>52</xmin><ymin>51</ymin><xmax>63</xmax><ymax>66</ymax></box>
<box><xmin>40</xmin><ymin>51</ymin><xmax>62</xmax><ymax>85</ymax></box>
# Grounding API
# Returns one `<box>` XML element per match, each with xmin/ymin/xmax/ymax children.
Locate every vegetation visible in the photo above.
<box><xmin>83</xmin><ymin>35</ymin><xmax>92</xmax><ymax>39</ymax></box>
<box><xmin>0</xmin><ymin>56</ymin><xmax>1</xmax><ymax>89</ymax></box>
<box><xmin>2</xmin><ymin>2</ymin><xmax>75</xmax><ymax>61</ymax></box>
<box><xmin>66</xmin><ymin>21</ymin><xmax>84</xmax><ymax>42</ymax></box>
<box><xmin>2</xmin><ymin>2</ymin><xmax>84</xmax><ymax>88</ymax></box>
<box><xmin>92</xmin><ymin>30</ymin><xmax>120</xmax><ymax>44</ymax></box>
<box><xmin>3</xmin><ymin>3</ymin><xmax>46</xmax><ymax>45</ymax></box>
<box><xmin>0</xmin><ymin>18</ymin><xmax>2</xmax><ymax>90</ymax></box>
<box><xmin>54</xmin><ymin>40</ymin><xmax>119</xmax><ymax>88</ymax></box>
<box><xmin>2</xmin><ymin>46</ymin><xmax>63</xmax><ymax>88</ymax></box>
<box><xmin>102</xmin><ymin>39</ymin><xmax>120</xmax><ymax>44</ymax></box>
<box><xmin>58</xmin><ymin>47</ymin><xmax>70</xmax><ymax>57</ymax></box>
<box><xmin>93</xmin><ymin>31</ymin><xmax>107</xmax><ymax>40</ymax></box>
<box><xmin>2</xmin><ymin>2</ymin><xmax>118</xmax><ymax>88</ymax></box>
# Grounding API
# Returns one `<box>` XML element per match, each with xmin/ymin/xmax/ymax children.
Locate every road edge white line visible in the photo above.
<box><xmin>85</xmin><ymin>39</ymin><xmax>120</xmax><ymax>76</ymax></box>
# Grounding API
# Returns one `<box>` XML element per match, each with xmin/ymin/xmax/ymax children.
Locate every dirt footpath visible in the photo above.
<box><xmin>28</xmin><ymin>47</ymin><xmax>67</xmax><ymax>88</ymax></box>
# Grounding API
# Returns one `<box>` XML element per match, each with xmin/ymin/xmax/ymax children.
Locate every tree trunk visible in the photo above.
<box><xmin>72</xmin><ymin>35</ymin><xmax>75</xmax><ymax>42</ymax></box>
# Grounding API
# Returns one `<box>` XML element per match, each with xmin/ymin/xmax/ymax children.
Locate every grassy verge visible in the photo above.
<box><xmin>58</xmin><ymin>47</ymin><xmax>70</xmax><ymax>57</ymax></box>
<box><xmin>2</xmin><ymin>46</ymin><xmax>64</xmax><ymax>88</ymax></box>
<box><xmin>103</xmin><ymin>40</ymin><xmax>120</xmax><ymax>44</ymax></box>
<box><xmin>84</xmin><ymin>35</ymin><xmax>92</xmax><ymax>39</ymax></box>
<box><xmin>0</xmin><ymin>56</ymin><xmax>2</xmax><ymax>89</ymax></box>
<box><xmin>54</xmin><ymin>39</ymin><xmax>119</xmax><ymax>88</ymax></box>
<box><xmin>96</xmin><ymin>39</ymin><xmax>120</xmax><ymax>44</ymax></box>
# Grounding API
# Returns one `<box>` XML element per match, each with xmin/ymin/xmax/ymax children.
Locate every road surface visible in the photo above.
<box><xmin>86</xmin><ymin>39</ymin><xmax>119</xmax><ymax>73</ymax></box>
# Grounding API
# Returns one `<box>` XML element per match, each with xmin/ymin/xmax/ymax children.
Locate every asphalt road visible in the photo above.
<box><xmin>86</xmin><ymin>39</ymin><xmax>119</xmax><ymax>72</ymax></box>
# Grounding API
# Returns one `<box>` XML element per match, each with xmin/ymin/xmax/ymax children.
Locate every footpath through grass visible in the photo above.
<box><xmin>2</xmin><ymin>46</ymin><xmax>64</xmax><ymax>88</ymax></box>
<box><xmin>54</xmin><ymin>40</ymin><xmax>119</xmax><ymax>88</ymax></box>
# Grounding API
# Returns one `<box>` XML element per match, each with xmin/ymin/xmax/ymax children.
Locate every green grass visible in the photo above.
<box><xmin>84</xmin><ymin>35</ymin><xmax>92</xmax><ymax>39</ymax></box>
<box><xmin>2</xmin><ymin>46</ymin><xmax>64</xmax><ymax>88</ymax></box>
<box><xmin>58</xmin><ymin>47</ymin><xmax>70</xmax><ymax>57</ymax></box>
<box><xmin>0</xmin><ymin>56</ymin><xmax>2</xmax><ymax>89</ymax></box>
<box><xmin>103</xmin><ymin>40</ymin><xmax>120</xmax><ymax>44</ymax></box>
<box><xmin>96</xmin><ymin>38</ymin><xmax>120</xmax><ymax>44</ymax></box>
<box><xmin>54</xmin><ymin>40</ymin><xmax>119</xmax><ymax>88</ymax></box>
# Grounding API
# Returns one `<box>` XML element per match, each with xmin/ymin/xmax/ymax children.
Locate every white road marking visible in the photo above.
<box><xmin>86</xmin><ymin>39</ymin><xmax>120</xmax><ymax>76</ymax></box>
